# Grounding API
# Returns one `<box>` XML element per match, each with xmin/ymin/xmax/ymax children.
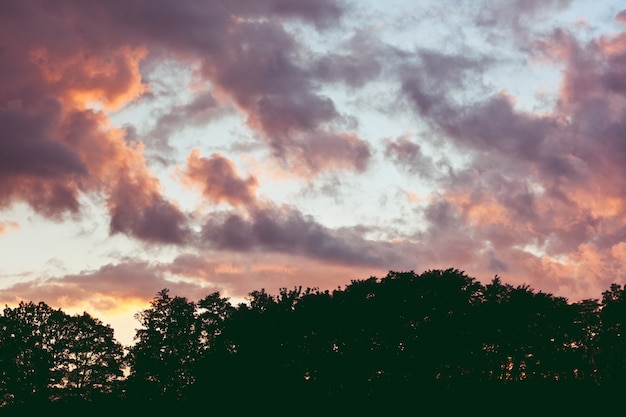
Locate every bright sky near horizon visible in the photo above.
<box><xmin>1</xmin><ymin>0</ymin><xmax>626</xmax><ymax>346</ymax></box>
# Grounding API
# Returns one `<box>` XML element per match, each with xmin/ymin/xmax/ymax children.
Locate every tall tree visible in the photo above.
<box><xmin>50</xmin><ymin>313</ymin><xmax>124</xmax><ymax>399</ymax></box>
<box><xmin>597</xmin><ymin>283</ymin><xmax>626</xmax><ymax>383</ymax></box>
<box><xmin>196</xmin><ymin>292</ymin><xmax>234</xmax><ymax>353</ymax></box>
<box><xmin>0</xmin><ymin>302</ymin><xmax>57</xmax><ymax>405</ymax></box>
<box><xmin>127</xmin><ymin>289</ymin><xmax>199</xmax><ymax>401</ymax></box>
<box><xmin>569</xmin><ymin>298</ymin><xmax>601</xmax><ymax>383</ymax></box>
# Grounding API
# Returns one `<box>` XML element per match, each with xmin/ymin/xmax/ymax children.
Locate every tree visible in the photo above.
<box><xmin>50</xmin><ymin>313</ymin><xmax>124</xmax><ymax>399</ymax></box>
<box><xmin>196</xmin><ymin>292</ymin><xmax>234</xmax><ymax>353</ymax></box>
<box><xmin>476</xmin><ymin>280</ymin><xmax>581</xmax><ymax>384</ymax></box>
<box><xmin>0</xmin><ymin>302</ymin><xmax>59</xmax><ymax>405</ymax></box>
<box><xmin>569</xmin><ymin>298</ymin><xmax>601</xmax><ymax>383</ymax></box>
<box><xmin>127</xmin><ymin>289</ymin><xmax>199</xmax><ymax>401</ymax></box>
<box><xmin>0</xmin><ymin>302</ymin><xmax>123</xmax><ymax>406</ymax></box>
<box><xmin>597</xmin><ymin>283</ymin><xmax>626</xmax><ymax>383</ymax></box>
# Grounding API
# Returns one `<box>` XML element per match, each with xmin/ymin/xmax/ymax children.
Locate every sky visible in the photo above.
<box><xmin>1</xmin><ymin>0</ymin><xmax>626</xmax><ymax>346</ymax></box>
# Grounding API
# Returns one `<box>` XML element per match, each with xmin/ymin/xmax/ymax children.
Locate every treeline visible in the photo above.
<box><xmin>2</xmin><ymin>268</ymin><xmax>626</xmax><ymax>412</ymax></box>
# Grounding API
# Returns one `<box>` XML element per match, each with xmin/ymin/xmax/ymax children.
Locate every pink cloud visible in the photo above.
<box><xmin>0</xmin><ymin>0</ymin><xmax>369</xmax><ymax>245</ymax></box>
<box><xmin>0</xmin><ymin>261</ymin><xmax>212</xmax><ymax>314</ymax></box>
<box><xmin>384</xmin><ymin>132</ymin><xmax>436</xmax><ymax>177</ymax></box>
<box><xmin>3</xmin><ymin>0</ymin><xmax>626</xmax><ymax>312</ymax></box>
<box><xmin>616</xmin><ymin>9</ymin><xmax>626</xmax><ymax>26</ymax></box>
<box><xmin>182</xmin><ymin>149</ymin><xmax>258</xmax><ymax>207</ymax></box>
<box><xmin>0</xmin><ymin>1</ymin><xmax>190</xmax><ymax>243</ymax></box>
<box><xmin>166</xmin><ymin>252</ymin><xmax>391</xmax><ymax>299</ymax></box>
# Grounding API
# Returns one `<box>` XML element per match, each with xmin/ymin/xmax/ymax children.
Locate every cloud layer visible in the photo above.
<box><xmin>2</xmin><ymin>0</ymin><xmax>626</xmax><ymax>341</ymax></box>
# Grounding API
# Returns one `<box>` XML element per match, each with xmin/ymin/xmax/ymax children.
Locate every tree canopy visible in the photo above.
<box><xmin>0</xmin><ymin>302</ymin><xmax>123</xmax><ymax>407</ymax></box>
<box><xmin>1</xmin><ymin>268</ymin><xmax>625</xmax><ymax>413</ymax></box>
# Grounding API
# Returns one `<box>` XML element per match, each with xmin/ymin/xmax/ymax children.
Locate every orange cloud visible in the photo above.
<box><xmin>0</xmin><ymin>255</ymin><xmax>387</xmax><ymax>345</ymax></box>
<box><xmin>181</xmin><ymin>149</ymin><xmax>258</xmax><ymax>207</ymax></box>
<box><xmin>0</xmin><ymin>221</ymin><xmax>18</xmax><ymax>234</ymax></box>
<box><xmin>445</xmin><ymin>191</ymin><xmax>511</xmax><ymax>228</ymax></box>
<box><xmin>0</xmin><ymin>5</ymin><xmax>188</xmax><ymax>244</ymax></box>
<box><xmin>30</xmin><ymin>46</ymin><xmax>148</xmax><ymax>111</ymax></box>
<box><xmin>0</xmin><ymin>261</ymin><xmax>212</xmax><ymax>315</ymax></box>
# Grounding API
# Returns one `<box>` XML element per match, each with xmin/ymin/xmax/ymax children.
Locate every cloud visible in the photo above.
<box><xmin>292</xmin><ymin>130</ymin><xmax>372</xmax><ymax>174</ymax></box>
<box><xmin>475</xmin><ymin>0</ymin><xmax>573</xmax><ymax>45</ymax></box>
<box><xmin>0</xmin><ymin>0</ymin><xmax>368</xmax><ymax>242</ymax></box>
<box><xmin>4</xmin><ymin>0</ymin><xmax>626</xmax><ymax>314</ymax></box>
<box><xmin>129</xmin><ymin>0</ymin><xmax>366</xmax><ymax>175</ymax></box>
<box><xmin>182</xmin><ymin>149</ymin><xmax>258</xmax><ymax>207</ymax></box>
<box><xmin>145</xmin><ymin>90</ymin><xmax>228</xmax><ymax>154</ymax></box>
<box><xmin>399</xmin><ymin>49</ymin><xmax>489</xmax><ymax>126</ymax></box>
<box><xmin>231</xmin><ymin>0</ymin><xmax>346</xmax><ymax>29</ymax></box>
<box><xmin>166</xmin><ymin>252</ymin><xmax>392</xmax><ymax>299</ymax></box>
<box><xmin>0</xmin><ymin>261</ymin><xmax>211</xmax><ymax>313</ymax></box>
<box><xmin>383</xmin><ymin>132</ymin><xmax>436</xmax><ymax>177</ymax></box>
<box><xmin>93</xmin><ymin>0</ymin><xmax>359</xmax><ymax>175</ymax></box>
<box><xmin>617</xmin><ymin>9</ymin><xmax>626</xmax><ymax>26</ymax></box>
<box><xmin>0</xmin><ymin>221</ymin><xmax>19</xmax><ymax>235</ymax></box>
<box><xmin>389</xmin><ymin>12</ymin><xmax>626</xmax><ymax>301</ymax></box>
<box><xmin>0</xmin><ymin>104</ymin><xmax>86</xmax><ymax>178</ymax></box>
<box><xmin>0</xmin><ymin>103</ymin><xmax>88</xmax><ymax>217</ymax></box>
<box><xmin>310</xmin><ymin>30</ymin><xmax>385</xmax><ymax>88</ymax></box>
<box><xmin>63</xmin><ymin>108</ymin><xmax>190</xmax><ymax>244</ymax></box>
<box><xmin>108</xmin><ymin>180</ymin><xmax>190</xmax><ymax>244</ymax></box>
<box><xmin>201</xmin><ymin>203</ymin><xmax>406</xmax><ymax>268</ymax></box>
<box><xmin>0</xmin><ymin>1</ymin><xmax>191</xmax><ymax>243</ymax></box>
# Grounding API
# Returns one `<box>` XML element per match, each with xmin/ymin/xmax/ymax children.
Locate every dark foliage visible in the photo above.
<box><xmin>0</xmin><ymin>302</ymin><xmax>124</xmax><ymax>407</ymax></box>
<box><xmin>2</xmin><ymin>268</ymin><xmax>626</xmax><ymax>414</ymax></box>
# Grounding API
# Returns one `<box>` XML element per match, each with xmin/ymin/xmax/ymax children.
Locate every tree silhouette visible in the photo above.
<box><xmin>51</xmin><ymin>312</ymin><xmax>124</xmax><ymax>399</ymax></box>
<box><xmin>4</xmin><ymin>269</ymin><xmax>626</xmax><ymax>413</ymax></box>
<box><xmin>597</xmin><ymin>283</ymin><xmax>626</xmax><ymax>384</ymax></box>
<box><xmin>126</xmin><ymin>289</ymin><xmax>199</xmax><ymax>401</ymax></box>
<box><xmin>0</xmin><ymin>302</ymin><xmax>56</xmax><ymax>406</ymax></box>
<box><xmin>569</xmin><ymin>298</ymin><xmax>601</xmax><ymax>383</ymax></box>
<box><xmin>475</xmin><ymin>279</ymin><xmax>584</xmax><ymax>384</ymax></box>
<box><xmin>196</xmin><ymin>291</ymin><xmax>234</xmax><ymax>353</ymax></box>
<box><xmin>0</xmin><ymin>302</ymin><xmax>123</xmax><ymax>407</ymax></box>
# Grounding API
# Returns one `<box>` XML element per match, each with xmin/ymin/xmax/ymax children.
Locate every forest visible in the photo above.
<box><xmin>1</xmin><ymin>268</ymin><xmax>625</xmax><ymax>414</ymax></box>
